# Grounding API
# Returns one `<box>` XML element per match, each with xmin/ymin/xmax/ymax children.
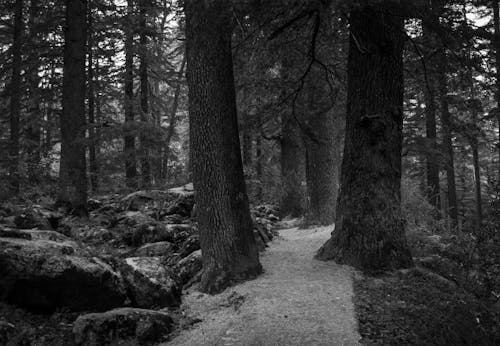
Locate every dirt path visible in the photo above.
<box><xmin>165</xmin><ymin>226</ymin><xmax>360</xmax><ymax>346</ymax></box>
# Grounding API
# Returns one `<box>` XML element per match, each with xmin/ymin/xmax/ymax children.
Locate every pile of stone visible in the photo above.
<box><xmin>0</xmin><ymin>183</ymin><xmax>280</xmax><ymax>345</ymax></box>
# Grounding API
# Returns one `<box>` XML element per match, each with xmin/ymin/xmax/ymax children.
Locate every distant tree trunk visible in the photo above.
<box><xmin>422</xmin><ymin>20</ymin><xmax>441</xmax><ymax>213</ymax></box>
<box><xmin>139</xmin><ymin>0</ymin><xmax>151</xmax><ymax>189</ymax></box>
<box><xmin>280</xmin><ymin>113</ymin><xmax>306</xmax><ymax>218</ymax></box>
<box><xmin>9</xmin><ymin>0</ymin><xmax>23</xmax><ymax>194</ymax></box>
<box><xmin>185</xmin><ymin>0</ymin><xmax>262</xmax><ymax>294</ymax></box>
<box><xmin>316</xmin><ymin>4</ymin><xmax>413</xmax><ymax>270</ymax></box>
<box><xmin>437</xmin><ymin>56</ymin><xmax>458</xmax><ymax>228</ymax></box>
<box><xmin>493</xmin><ymin>0</ymin><xmax>500</xmax><ymax>183</ymax></box>
<box><xmin>27</xmin><ymin>0</ymin><xmax>41</xmax><ymax>182</ymax></box>
<box><xmin>87</xmin><ymin>1</ymin><xmax>98</xmax><ymax>192</ymax></box>
<box><xmin>242</xmin><ymin>118</ymin><xmax>252</xmax><ymax>167</ymax></box>
<box><xmin>303</xmin><ymin>68</ymin><xmax>338</xmax><ymax>226</ymax></box>
<box><xmin>255</xmin><ymin>133</ymin><xmax>263</xmax><ymax>201</ymax></box>
<box><xmin>124</xmin><ymin>0</ymin><xmax>137</xmax><ymax>189</ymax></box>
<box><xmin>164</xmin><ymin>56</ymin><xmax>186</xmax><ymax>181</ymax></box>
<box><xmin>57</xmin><ymin>0</ymin><xmax>88</xmax><ymax>216</ymax></box>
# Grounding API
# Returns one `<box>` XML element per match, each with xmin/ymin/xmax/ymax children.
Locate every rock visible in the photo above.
<box><xmin>178</xmin><ymin>234</ymin><xmax>200</xmax><ymax>258</ymax></box>
<box><xmin>121</xmin><ymin>257</ymin><xmax>181</xmax><ymax>308</ymax></box>
<box><xmin>117</xmin><ymin>212</ymin><xmax>170</xmax><ymax>246</ymax></box>
<box><xmin>13</xmin><ymin>208</ymin><xmax>52</xmax><ymax>230</ymax></box>
<box><xmin>73</xmin><ymin>308</ymin><xmax>173</xmax><ymax>346</ymax></box>
<box><xmin>164</xmin><ymin>194</ymin><xmax>195</xmax><ymax>218</ymax></box>
<box><xmin>175</xmin><ymin>249</ymin><xmax>202</xmax><ymax>285</ymax></box>
<box><xmin>0</xmin><ymin>320</ymin><xmax>16</xmax><ymax>345</ymax></box>
<box><xmin>166</xmin><ymin>224</ymin><xmax>196</xmax><ymax>243</ymax></box>
<box><xmin>134</xmin><ymin>241</ymin><xmax>175</xmax><ymax>257</ymax></box>
<box><xmin>0</xmin><ymin>237</ymin><xmax>127</xmax><ymax>312</ymax></box>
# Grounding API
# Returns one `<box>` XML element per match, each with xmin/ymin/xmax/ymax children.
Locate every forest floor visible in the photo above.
<box><xmin>164</xmin><ymin>226</ymin><xmax>361</xmax><ymax>346</ymax></box>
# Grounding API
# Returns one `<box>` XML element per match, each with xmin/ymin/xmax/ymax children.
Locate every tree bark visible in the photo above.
<box><xmin>185</xmin><ymin>0</ymin><xmax>262</xmax><ymax>294</ymax></box>
<box><xmin>422</xmin><ymin>19</ymin><xmax>441</xmax><ymax>212</ymax></box>
<box><xmin>437</xmin><ymin>56</ymin><xmax>458</xmax><ymax>228</ymax></box>
<box><xmin>280</xmin><ymin>113</ymin><xmax>306</xmax><ymax>218</ymax></box>
<box><xmin>139</xmin><ymin>0</ymin><xmax>151</xmax><ymax>189</ymax></box>
<box><xmin>164</xmin><ymin>56</ymin><xmax>186</xmax><ymax>181</ymax></box>
<box><xmin>57</xmin><ymin>0</ymin><xmax>88</xmax><ymax>216</ymax></box>
<box><xmin>87</xmin><ymin>0</ymin><xmax>98</xmax><ymax>192</ymax></box>
<box><xmin>124</xmin><ymin>0</ymin><xmax>137</xmax><ymax>189</ymax></box>
<box><xmin>9</xmin><ymin>0</ymin><xmax>23</xmax><ymax>194</ymax></box>
<box><xmin>316</xmin><ymin>4</ymin><xmax>413</xmax><ymax>270</ymax></box>
<box><xmin>303</xmin><ymin>68</ymin><xmax>338</xmax><ymax>226</ymax></box>
<box><xmin>27</xmin><ymin>0</ymin><xmax>41</xmax><ymax>182</ymax></box>
<box><xmin>493</xmin><ymin>0</ymin><xmax>500</xmax><ymax>184</ymax></box>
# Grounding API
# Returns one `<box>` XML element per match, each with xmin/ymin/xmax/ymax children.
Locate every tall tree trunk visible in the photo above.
<box><xmin>422</xmin><ymin>20</ymin><xmax>441</xmax><ymax>213</ymax></box>
<box><xmin>303</xmin><ymin>67</ymin><xmax>338</xmax><ymax>226</ymax></box>
<box><xmin>493</xmin><ymin>0</ymin><xmax>500</xmax><ymax>184</ymax></box>
<box><xmin>316</xmin><ymin>4</ymin><xmax>413</xmax><ymax>270</ymax></box>
<box><xmin>57</xmin><ymin>0</ymin><xmax>88</xmax><ymax>216</ymax></box>
<box><xmin>437</xmin><ymin>57</ymin><xmax>458</xmax><ymax>228</ymax></box>
<box><xmin>9</xmin><ymin>0</ymin><xmax>23</xmax><ymax>194</ymax></box>
<box><xmin>164</xmin><ymin>56</ymin><xmax>186</xmax><ymax>181</ymax></box>
<box><xmin>124</xmin><ymin>0</ymin><xmax>137</xmax><ymax>189</ymax></box>
<box><xmin>185</xmin><ymin>0</ymin><xmax>262</xmax><ymax>294</ymax></box>
<box><xmin>139</xmin><ymin>0</ymin><xmax>151</xmax><ymax>189</ymax></box>
<box><xmin>280</xmin><ymin>113</ymin><xmax>306</xmax><ymax>218</ymax></box>
<box><xmin>27</xmin><ymin>0</ymin><xmax>41</xmax><ymax>181</ymax></box>
<box><xmin>87</xmin><ymin>0</ymin><xmax>98</xmax><ymax>192</ymax></box>
<box><xmin>255</xmin><ymin>132</ymin><xmax>263</xmax><ymax>201</ymax></box>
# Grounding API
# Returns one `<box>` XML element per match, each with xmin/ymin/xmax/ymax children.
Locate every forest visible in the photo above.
<box><xmin>0</xmin><ymin>0</ymin><xmax>499</xmax><ymax>345</ymax></box>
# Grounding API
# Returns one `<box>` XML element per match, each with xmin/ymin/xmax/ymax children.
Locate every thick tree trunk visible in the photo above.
<box><xmin>185</xmin><ymin>0</ymin><xmax>262</xmax><ymax>294</ymax></box>
<box><xmin>303</xmin><ymin>68</ymin><xmax>338</xmax><ymax>226</ymax></box>
<box><xmin>494</xmin><ymin>0</ymin><xmax>500</xmax><ymax>183</ymax></box>
<box><xmin>124</xmin><ymin>0</ymin><xmax>137</xmax><ymax>189</ymax></box>
<box><xmin>316</xmin><ymin>4</ymin><xmax>413</xmax><ymax>270</ymax></box>
<box><xmin>437</xmin><ymin>57</ymin><xmax>458</xmax><ymax>228</ymax></box>
<box><xmin>57</xmin><ymin>0</ymin><xmax>88</xmax><ymax>216</ymax></box>
<box><xmin>87</xmin><ymin>1</ymin><xmax>98</xmax><ymax>192</ymax></box>
<box><xmin>139</xmin><ymin>0</ymin><xmax>151</xmax><ymax>189</ymax></box>
<box><xmin>422</xmin><ymin>21</ymin><xmax>441</xmax><ymax>212</ymax></box>
<box><xmin>26</xmin><ymin>0</ymin><xmax>41</xmax><ymax>181</ymax></box>
<box><xmin>9</xmin><ymin>0</ymin><xmax>23</xmax><ymax>194</ymax></box>
<box><xmin>280</xmin><ymin>113</ymin><xmax>306</xmax><ymax>218</ymax></box>
<box><xmin>164</xmin><ymin>57</ymin><xmax>186</xmax><ymax>181</ymax></box>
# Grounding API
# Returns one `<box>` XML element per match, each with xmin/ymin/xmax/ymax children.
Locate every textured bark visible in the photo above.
<box><xmin>57</xmin><ymin>0</ymin><xmax>88</xmax><ymax>216</ymax></box>
<box><xmin>87</xmin><ymin>2</ymin><xmax>98</xmax><ymax>192</ymax></box>
<box><xmin>303</xmin><ymin>68</ymin><xmax>338</xmax><ymax>226</ymax></box>
<box><xmin>26</xmin><ymin>0</ymin><xmax>41</xmax><ymax>181</ymax></box>
<box><xmin>139</xmin><ymin>0</ymin><xmax>151</xmax><ymax>189</ymax></box>
<box><xmin>9</xmin><ymin>0</ymin><xmax>23</xmax><ymax>194</ymax></box>
<box><xmin>437</xmin><ymin>57</ymin><xmax>458</xmax><ymax>227</ymax></box>
<box><xmin>280</xmin><ymin>113</ymin><xmax>306</xmax><ymax>218</ymax></box>
<box><xmin>494</xmin><ymin>0</ymin><xmax>500</xmax><ymax>183</ymax></box>
<box><xmin>185</xmin><ymin>0</ymin><xmax>262</xmax><ymax>294</ymax></box>
<box><xmin>422</xmin><ymin>19</ymin><xmax>441</xmax><ymax>212</ymax></box>
<box><xmin>124</xmin><ymin>0</ymin><xmax>137</xmax><ymax>189</ymax></box>
<box><xmin>316</xmin><ymin>4</ymin><xmax>413</xmax><ymax>270</ymax></box>
<box><xmin>164</xmin><ymin>57</ymin><xmax>186</xmax><ymax>180</ymax></box>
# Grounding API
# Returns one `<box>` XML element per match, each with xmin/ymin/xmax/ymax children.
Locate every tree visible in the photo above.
<box><xmin>185</xmin><ymin>0</ymin><xmax>262</xmax><ymax>293</ymax></box>
<box><xmin>316</xmin><ymin>4</ymin><xmax>413</xmax><ymax>270</ymax></box>
<box><xmin>87</xmin><ymin>0</ymin><xmax>98</xmax><ymax>192</ymax></box>
<box><xmin>9</xmin><ymin>0</ymin><xmax>23</xmax><ymax>194</ymax></box>
<box><xmin>139</xmin><ymin>0</ymin><xmax>151</xmax><ymax>189</ymax></box>
<box><xmin>303</xmin><ymin>66</ymin><xmax>339</xmax><ymax>226</ymax></box>
<box><xmin>493</xmin><ymin>0</ymin><xmax>500</xmax><ymax>183</ymax></box>
<box><xmin>124</xmin><ymin>0</ymin><xmax>137</xmax><ymax>189</ymax></box>
<box><xmin>422</xmin><ymin>14</ymin><xmax>441</xmax><ymax>213</ymax></box>
<box><xmin>57</xmin><ymin>0</ymin><xmax>88</xmax><ymax>216</ymax></box>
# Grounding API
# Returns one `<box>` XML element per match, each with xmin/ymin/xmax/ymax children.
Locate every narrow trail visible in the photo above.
<box><xmin>165</xmin><ymin>226</ymin><xmax>361</xmax><ymax>346</ymax></box>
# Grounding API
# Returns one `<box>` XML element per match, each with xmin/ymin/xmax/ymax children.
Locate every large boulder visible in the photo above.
<box><xmin>174</xmin><ymin>249</ymin><xmax>202</xmax><ymax>285</ymax></box>
<box><xmin>117</xmin><ymin>211</ymin><xmax>170</xmax><ymax>246</ymax></box>
<box><xmin>134</xmin><ymin>241</ymin><xmax>175</xmax><ymax>257</ymax></box>
<box><xmin>0</xmin><ymin>236</ymin><xmax>127</xmax><ymax>312</ymax></box>
<box><xmin>73</xmin><ymin>308</ymin><xmax>173</xmax><ymax>346</ymax></box>
<box><xmin>121</xmin><ymin>257</ymin><xmax>181</xmax><ymax>309</ymax></box>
